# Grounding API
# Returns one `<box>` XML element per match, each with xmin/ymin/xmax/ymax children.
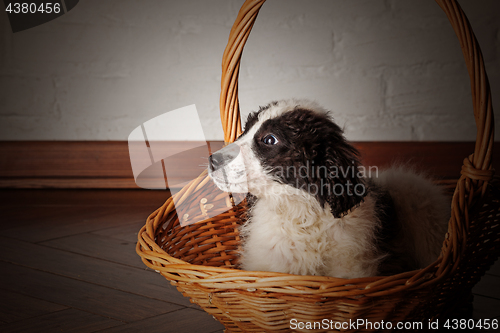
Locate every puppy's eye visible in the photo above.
<box><xmin>262</xmin><ymin>134</ymin><xmax>279</xmax><ymax>145</ymax></box>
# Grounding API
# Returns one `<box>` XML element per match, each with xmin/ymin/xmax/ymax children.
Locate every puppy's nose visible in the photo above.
<box><xmin>208</xmin><ymin>153</ymin><xmax>224</xmax><ymax>172</ymax></box>
<box><xmin>208</xmin><ymin>143</ymin><xmax>241</xmax><ymax>172</ymax></box>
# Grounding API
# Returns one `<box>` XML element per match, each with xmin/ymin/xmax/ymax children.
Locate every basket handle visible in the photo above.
<box><xmin>220</xmin><ymin>0</ymin><xmax>266</xmax><ymax>143</ymax></box>
<box><xmin>433</xmin><ymin>0</ymin><xmax>495</xmax><ymax>273</ymax></box>
<box><xmin>220</xmin><ymin>0</ymin><xmax>495</xmax><ymax>267</ymax></box>
<box><xmin>220</xmin><ymin>0</ymin><xmax>494</xmax><ymax>166</ymax></box>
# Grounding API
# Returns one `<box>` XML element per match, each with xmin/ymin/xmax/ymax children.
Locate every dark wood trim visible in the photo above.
<box><xmin>0</xmin><ymin>141</ymin><xmax>497</xmax><ymax>189</ymax></box>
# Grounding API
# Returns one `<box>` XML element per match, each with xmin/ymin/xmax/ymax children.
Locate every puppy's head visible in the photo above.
<box><xmin>208</xmin><ymin>99</ymin><xmax>367</xmax><ymax>218</ymax></box>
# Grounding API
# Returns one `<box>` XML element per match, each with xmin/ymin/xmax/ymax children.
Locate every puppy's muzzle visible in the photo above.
<box><xmin>208</xmin><ymin>143</ymin><xmax>241</xmax><ymax>173</ymax></box>
<box><xmin>208</xmin><ymin>143</ymin><xmax>248</xmax><ymax>193</ymax></box>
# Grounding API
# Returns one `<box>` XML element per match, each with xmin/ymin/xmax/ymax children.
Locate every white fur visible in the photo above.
<box><xmin>239</xmin><ymin>188</ymin><xmax>383</xmax><ymax>278</ymax></box>
<box><xmin>209</xmin><ymin>99</ymin><xmax>450</xmax><ymax>278</ymax></box>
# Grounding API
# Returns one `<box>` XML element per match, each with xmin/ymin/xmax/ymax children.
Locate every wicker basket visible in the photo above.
<box><xmin>136</xmin><ymin>0</ymin><xmax>498</xmax><ymax>331</ymax></box>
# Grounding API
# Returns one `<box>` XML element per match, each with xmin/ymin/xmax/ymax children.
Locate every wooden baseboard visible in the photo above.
<box><xmin>0</xmin><ymin>141</ymin><xmax>497</xmax><ymax>189</ymax></box>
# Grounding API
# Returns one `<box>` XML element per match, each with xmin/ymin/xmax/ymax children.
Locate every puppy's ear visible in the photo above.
<box><xmin>318</xmin><ymin>143</ymin><xmax>367</xmax><ymax>218</ymax></box>
<box><xmin>274</xmin><ymin>108</ymin><xmax>367</xmax><ymax>218</ymax></box>
<box><xmin>306</xmin><ymin>121</ymin><xmax>367</xmax><ymax>218</ymax></box>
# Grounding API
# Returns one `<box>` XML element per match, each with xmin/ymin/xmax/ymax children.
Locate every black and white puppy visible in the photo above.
<box><xmin>208</xmin><ymin>99</ymin><xmax>449</xmax><ymax>278</ymax></box>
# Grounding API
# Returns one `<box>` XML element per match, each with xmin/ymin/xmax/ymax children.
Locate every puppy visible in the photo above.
<box><xmin>208</xmin><ymin>99</ymin><xmax>449</xmax><ymax>278</ymax></box>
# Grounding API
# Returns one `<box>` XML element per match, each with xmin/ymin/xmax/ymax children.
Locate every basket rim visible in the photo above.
<box><xmin>136</xmin><ymin>179</ymin><xmax>496</xmax><ymax>293</ymax></box>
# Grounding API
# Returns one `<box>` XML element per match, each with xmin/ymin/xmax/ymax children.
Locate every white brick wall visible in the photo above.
<box><xmin>0</xmin><ymin>0</ymin><xmax>498</xmax><ymax>141</ymax></box>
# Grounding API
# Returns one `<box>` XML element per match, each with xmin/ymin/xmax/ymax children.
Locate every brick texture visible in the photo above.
<box><xmin>0</xmin><ymin>0</ymin><xmax>498</xmax><ymax>141</ymax></box>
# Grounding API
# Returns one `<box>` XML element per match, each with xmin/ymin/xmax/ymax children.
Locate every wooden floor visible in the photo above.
<box><xmin>0</xmin><ymin>190</ymin><xmax>224</xmax><ymax>333</ymax></box>
<box><xmin>0</xmin><ymin>189</ymin><xmax>499</xmax><ymax>333</ymax></box>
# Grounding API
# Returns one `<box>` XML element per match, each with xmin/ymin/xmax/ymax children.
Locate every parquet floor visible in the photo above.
<box><xmin>0</xmin><ymin>189</ymin><xmax>499</xmax><ymax>333</ymax></box>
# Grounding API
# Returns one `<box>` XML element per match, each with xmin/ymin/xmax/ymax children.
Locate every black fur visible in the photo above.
<box><xmin>246</xmin><ymin>107</ymin><xmax>367</xmax><ymax>218</ymax></box>
<box><xmin>241</xmin><ymin>101</ymin><xmax>279</xmax><ymax>137</ymax></box>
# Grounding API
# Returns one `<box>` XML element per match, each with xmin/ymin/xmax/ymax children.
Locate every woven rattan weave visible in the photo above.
<box><xmin>136</xmin><ymin>0</ymin><xmax>498</xmax><ymax>331</ymax></box>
